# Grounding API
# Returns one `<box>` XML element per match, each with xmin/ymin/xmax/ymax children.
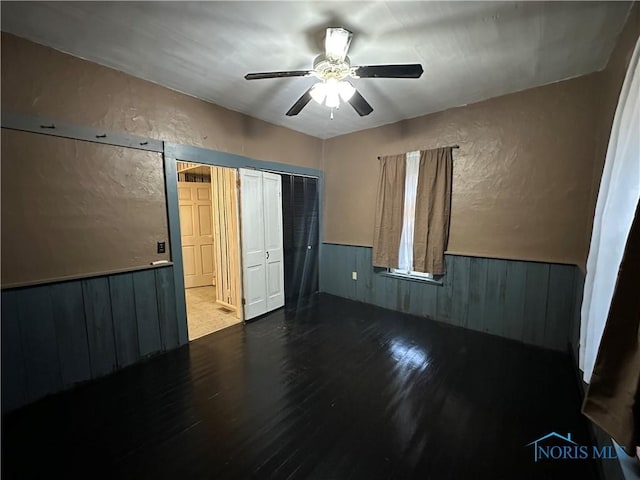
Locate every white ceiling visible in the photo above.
<box><xmin>1</xmin><ymin>1</ymin><xmax>632</xmax><ymax>139</ymax></box>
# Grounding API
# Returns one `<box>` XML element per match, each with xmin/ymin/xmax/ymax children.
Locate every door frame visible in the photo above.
<box><xmin>163</xmin><ymin>143</ymin><xmax>323</xmax><ymax>343</ymax></box>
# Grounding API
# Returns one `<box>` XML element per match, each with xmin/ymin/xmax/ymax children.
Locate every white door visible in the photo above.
<box><xmin>239</xmin><ymin>169</ymin><xmax>285</xmax><ymax>320</ymax></box>
<box><xmin>239</xmin><ymin>169</ymin><xmax>267</xmax><ymax>319</ymax></box>
<box><xmin>262</xmin><ymin>172</ymin><xmax>285</xmax><ymax>311</ymax></box>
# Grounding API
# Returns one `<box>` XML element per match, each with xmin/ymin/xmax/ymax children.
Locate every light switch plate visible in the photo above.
<box><xmin>352</xmin><ymin>271</ymin><xmax>358</xmax><ymax>280</ymax></box>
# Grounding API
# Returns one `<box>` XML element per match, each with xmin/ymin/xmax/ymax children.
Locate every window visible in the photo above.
<box><xmin>373</xmin><ymin>147</ymin><xmax>452</xmax><ymax>277</ymax></box>
<box><xmin>389</xmin><ymin>268</ymin><xmax>434</xmax><ymax>280</ymax></box>
<box><xmin>388</xmin><ymin>151</ymin><xmax>434</xmax><ymax>280</ymax></box>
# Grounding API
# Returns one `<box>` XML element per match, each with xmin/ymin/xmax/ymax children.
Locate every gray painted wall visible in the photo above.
<box><xmin>1</xmin><ymin>265</ymin><xmax>181</xmax><ymax>413</ymax></box>
<box><xmin>320</xmin><ymin>243</ymin><xmax>580</xmax><ymax>352</ymax></box>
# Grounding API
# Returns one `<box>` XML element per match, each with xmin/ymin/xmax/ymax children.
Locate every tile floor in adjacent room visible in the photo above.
<box><xmin>185</xmin><ymin>286</ymin><xmax>240</xmax><ymax>340</ymax></box>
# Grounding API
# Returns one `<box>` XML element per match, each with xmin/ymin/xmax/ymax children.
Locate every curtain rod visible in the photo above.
<box><xmin>377</xmin><ymin>145</ymin><xmax>459</xmax><ymax>159</ymax></box>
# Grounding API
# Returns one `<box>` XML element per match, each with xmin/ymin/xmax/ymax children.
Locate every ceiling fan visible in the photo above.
<box><xmin>244</xmin><ymin>27</ymin><xmax>424</xmax><ymax>118</ymax></box>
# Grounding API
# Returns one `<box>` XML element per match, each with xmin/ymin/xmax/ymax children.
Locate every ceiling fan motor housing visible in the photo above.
<box><xmin>312</xmin><ymin>54</ymin><xmax>352</xmax><ymax>81</ymax></box>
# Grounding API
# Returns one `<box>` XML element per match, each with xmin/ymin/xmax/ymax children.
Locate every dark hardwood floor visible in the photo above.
<box><xmin>2</xmin><ymin>294</ymin><xmax>598</xmax><ymax>479</ymax></box>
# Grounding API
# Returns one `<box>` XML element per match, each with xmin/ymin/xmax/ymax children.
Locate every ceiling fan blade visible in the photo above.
<box><xmin>353</xmin><ymin>64</ymin><xmax>424</xmax><ymax>79</ymax></box>
<box><xmin>348</xmin><ymin>90</ymin><xmax>373</xmax><ymax>116</ymax></box>
<box><xmin>325</xmin><ymin>27</ymin><xmax>352</xmax><ymax>62</ymax></box>
<box><xmin>286</xmin><ymin>88</ymin><xmax>313</xmax><ymax>116</ymax></box>
<box><xmin>245</xmin><ymin>70</ymin><xmax>312</xmax><ymax>80</ymax></box>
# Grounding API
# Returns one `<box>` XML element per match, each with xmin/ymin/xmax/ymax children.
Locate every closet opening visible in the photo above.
<box><xmin>175</xmin><ymin>161</ymin><xmax>320</xmax><ymax>338</ymax></box>
<box><xmin>278</xmin><ymin>172</ymin><xmax>320</xmax><ymax>307</ymax></box>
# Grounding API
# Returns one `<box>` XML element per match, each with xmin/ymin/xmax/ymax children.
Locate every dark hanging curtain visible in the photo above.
<box><xmin>372</xmin><ymin>154</ymin><xmax>406</xmax><ymax>268</ymax></box>
<box><xmin>413</xmin><ymin>147</ymin><xmax>453</xmax><ymax>275</ymax></box>
<box><xmin>582</xmin><ymin>199</ymin><xmax>640</xmax><ymax>455</ymax></box>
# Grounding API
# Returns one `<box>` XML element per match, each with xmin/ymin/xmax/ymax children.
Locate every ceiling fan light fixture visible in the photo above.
<box><xmin>325</xmin><ymin>27</ymin><xmax>352</xmax><ymax>61</ymax></box>
<box><xmin>338</xmin><ymin>81</ymin><xmax>356</xmax><ymax>101</ymax></box>
<box><xmin>310</xmin><ymin>82</ymin><xmax>327</xmax><ymax>104</ymax></box>
<box><xmin>311</xmin><ymin>79</ymin><xmax>354</xmax><ymax>109</ymax></box>
<box><xmin>325</xmin><ymin>89</ymin><xmax>340</xmax><ymax>108</ymax></box>
<box><xmin>325</xmin><ymin>78</ymin><xmax>342</xmax><ymax>108</ymax></box>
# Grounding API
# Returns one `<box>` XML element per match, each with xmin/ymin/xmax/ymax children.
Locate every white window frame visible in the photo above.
<box><xmin>386</xmin><ymin>150</ymin><xmax>439</xmax><ymax>282</ymax></box>
<box><xmin>389</xmin><ymin>268</ymin><xmax>434</xmax><ymax>280</ymax></box>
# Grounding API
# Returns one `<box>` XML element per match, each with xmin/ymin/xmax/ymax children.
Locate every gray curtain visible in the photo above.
<box><xmin>413</xmin><ymin>148</ymin><xmax>453</xmax><ymax>275</ymax></box>
<box><xmin>372</xmin><ymin>154</ymin><xmax>406</xmax><ymax>268</ymax></box>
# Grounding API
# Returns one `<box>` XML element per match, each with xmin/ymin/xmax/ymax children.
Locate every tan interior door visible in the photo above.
<box><xmin>179</xmin><ymin>182</ymin><xmax>215</xmax><ymax>288</ymax></box>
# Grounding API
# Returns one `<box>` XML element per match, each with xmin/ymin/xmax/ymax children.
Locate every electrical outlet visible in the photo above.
<box><xmin>352</xmin><ymin>271</ymin><xmax>358</xmax><ymax>280</ymax></box>
<box><xmin>157</xmin><ymin>241</ymin><xmax>166</xmax><ymax>254</ymax></box>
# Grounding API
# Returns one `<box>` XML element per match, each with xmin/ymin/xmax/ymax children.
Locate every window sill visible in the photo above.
<box><xmin>377</xmin><ymin>271</ymin><xmax>443</xmax><ymax>286</ymax></box>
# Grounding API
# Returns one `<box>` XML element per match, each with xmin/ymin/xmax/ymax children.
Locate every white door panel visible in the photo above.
<box><xmin>182</xmin><ymin>246</ymin><xmax>196</xmax><ymax>276</ymax></box>
<box><xmin>240</xmin><ymin>169</ymin><xmax>268</xmax><ymax>319</ymax></box>
<box><xmin>263</xmin><ymin>173</ymin><xmax>282</xmax><ymax>252</ymax></box>
<box><xmin>201</xmin><ymin>245</ymin><xmax>214</xmax><ymax>275</ymax></box>
<box><xmin>179</xmin><ymin>182</ymin><xmax>215</xmax><ymax>289</ymax></box>
<box><xmin>262</xmin><ymin>172</ymin><xmax>285</xmax><ymax>311</ymax></box>
<box><xmin>242</xmin><ymin>172</ymin><xmax>265</xmax><ymax>257</ymax></box>
<box><xmin>239</xmin><ymin>169</ymin><xmax>285</xmax><ymax>320</ymax></box>
<box><xmin>245</xmin><ymin>265</ymin><xmax>267</xmax><ymax>314</ymax></box>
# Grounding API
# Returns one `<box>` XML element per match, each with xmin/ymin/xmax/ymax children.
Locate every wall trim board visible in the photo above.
<box><xmin>165</xmin><ymin>143</ymin><xmax>323</xmax><ymax>178</ymax></box>
<box><xmin>1</xmin><ymin>266</ymin><xmax>180</xmax><ymax>413</ymax></box>
<box><xmin>443</xmin><ymin>250</ymin><xmax>580</xmax><ymax>267</ymax></box>
<box><xmin>1</xmin><ymin>111</ymin><xmax>163</xmax><ymax>152</ymax></box>
<box><xmin>321</xmin><ymin>243</ymin><xmax>580</xmax><ymax>268</ymax></box>
<box><xmin>1</xmin><ymin>262</ymin><xmax>174</xmax><ymax>290</ymax></box>
<box><xmin>163</xmin><ymin>141</ymin><xmax>324</xmax><ymax>341</ymax></box>
<box><xmin>319</xmin><ymin>243</ymin><xmax>578</xmax><ymax>352</ymax></box>
<box><xmin>162</xmin><ymin>151</ymin><xmax>188</xmax><ymax>346</ymax></box>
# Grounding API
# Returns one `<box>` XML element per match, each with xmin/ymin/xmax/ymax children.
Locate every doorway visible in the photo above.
<box><xmin>177</xmin><ymin>162</ymin><xmax>242</xmax><ymax>340</ymax></box>
<box><xmin>279</xmin><ymin>173</ymin><xmax>320</xmax><ymax>305</ymax></box>
<box><xmin>175</xmin><ymin>160</ymin><xmax>320</xmax><ymax>337</ymax></box>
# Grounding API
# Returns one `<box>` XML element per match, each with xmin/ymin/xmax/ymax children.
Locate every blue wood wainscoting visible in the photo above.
<box><xmin>570</xmin><ymin>269</ymin><xmax>585</xmax><ymax>362</ymax></box>
<box><xmin>1</xmin><ymin>265</ymin><xmax>183</xmax><ymax>413</ymax></box>
<box><xmin>319</xmin><ymin>243</ymin><xmax>583</xmax><ymax>353</ymax></box>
